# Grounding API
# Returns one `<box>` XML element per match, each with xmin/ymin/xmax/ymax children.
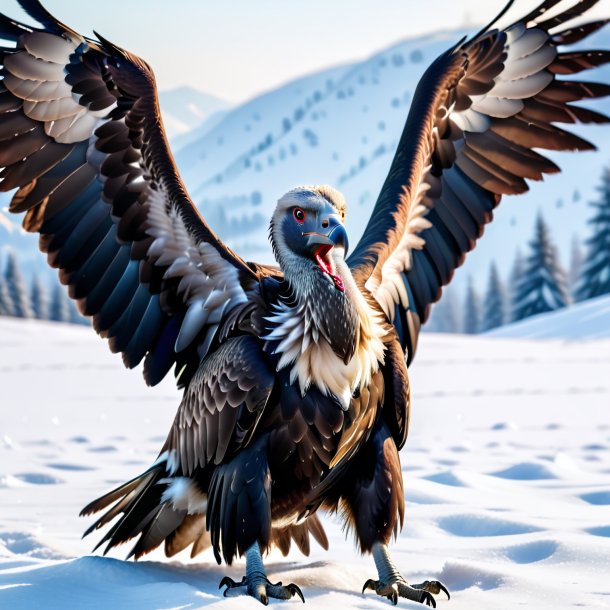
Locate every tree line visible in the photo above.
<box><xmin>428</xmin><ymin>163</ymin><xmax>610</xmax><ymax>334</ymax></box>
<box><xmin>0</xmin><ymin>252</ymin><xmax>84</xmax><ymax>325</ymax></box>
<box><xmin>3</xmin><ymin>161</ymin><xmax>610</xmax><ymax>332</ymax></box>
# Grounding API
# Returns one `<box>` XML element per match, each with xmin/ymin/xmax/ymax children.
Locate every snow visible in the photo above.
<box><xmin>1</xmin><ymin>316</ymin><xmax>610</xmax><ymax>609</ymax></box>
<box><xmin>488</xmin><ymin>294</ymin><xmax>610</xmax><ymax>339</ymax></box>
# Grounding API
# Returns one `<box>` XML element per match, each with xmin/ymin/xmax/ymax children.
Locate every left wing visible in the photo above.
<box><xmin>0</xmin><ymin>1</ymin><xmax>261</xmax><ymax>388</ymax></box>
<box><xmin>348</xmin><ymin>0</ymin><xmax>610</xmax><ymax>364</ymax></box>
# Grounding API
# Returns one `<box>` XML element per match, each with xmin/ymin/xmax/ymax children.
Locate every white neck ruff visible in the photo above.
<box><xmin>264</xmin><ymin>265</ymin><xmax>387</xmax><ymax>408</ymax></box>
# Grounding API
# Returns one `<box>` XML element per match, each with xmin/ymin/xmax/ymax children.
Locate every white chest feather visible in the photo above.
<box><xmin>265</xmin><ymin>288</ymin><xmax>387</xmax><ymax>407</ymax></box>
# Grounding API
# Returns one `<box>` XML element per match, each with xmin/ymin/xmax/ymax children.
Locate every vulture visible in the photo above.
<box><xmin>1</xmin><ymin>0</ymin><xmax>609</xmax><ymax>605</ymax></box>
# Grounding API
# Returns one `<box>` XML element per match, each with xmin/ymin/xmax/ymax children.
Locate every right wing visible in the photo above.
<box><xmin>0</xmin><ymin>1</ymin><xmax>261</xmax><ymax>387</ymax></box>
<box><xmin>348</xmin><ymin>0</ymin><xmax>610</xmax><ymax>364</ymax></box>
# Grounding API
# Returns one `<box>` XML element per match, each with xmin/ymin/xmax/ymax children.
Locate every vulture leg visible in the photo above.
<box><xmin>362</xmin><ymin>543</ymin><xmax>450</xmax><ymax>606</ymax></box>
<box><xmin>219</xmin><ymin>543</ymin><xmax>305</xmax><ymax>605</ymax></box>
<box><xmin>339</xmin><ymin>421</ymin><xmax>450</xmax><ymax>605</ymax></box>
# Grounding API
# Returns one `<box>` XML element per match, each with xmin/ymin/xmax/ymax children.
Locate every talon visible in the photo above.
<box><xmin>219</xmin><ymin>576</ymin><xmax>236</xmax><ymax>590</ymax></box>
<box><xmin>420</xmin><ymin>591</ymin><xmax>436</xmax><ymax>608</ymax></box>
<box><xmin>414</xmin><ymin>579</ymin><xmax>450</xmax><ymax>601</ymax></box>
<box><xmin>287</xmin><ymin>583</ymin><xmax>305</xmax><ymax>603</ymax></box>
<box><xmin>437</xmin><ymin>582</ymin><xmax>450</xmax><ymax>600</ymax></box>
<box><xmin>362</xmin><ymin>578</ymin><xmax>378</xmax><ymax>594</ymax></box>
<box><xmin>260</xmin><ymin>593</ymin><xmax>269</xmax><ymax>606</ymax></box>
<box><xmin>390</xmin><ymin>589</ymin><xmax>398</xmax><ymax>605</ymax></box>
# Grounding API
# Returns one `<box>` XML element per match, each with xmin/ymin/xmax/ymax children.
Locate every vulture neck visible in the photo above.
<box><xmin>267</xmin><ymin>258</ymin><xmax>386</xmax><ymax>407</ymax></box>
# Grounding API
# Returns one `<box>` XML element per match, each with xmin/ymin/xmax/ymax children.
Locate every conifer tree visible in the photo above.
<box><xmin>427</xmin><ymin>284</ymin><xmax>460</xmax><ymax>333</ymax></box>
<box><xmin>30</xmin><ymin>274</ymin><xmax>49</xmax><ymax>320</ymax></box>
<box><xmin>0</xmin><ymin>269</ymin><xmax>14</xmax><ymax>316</ymax></box>
<box><xmin>513</xmin><ymin>213</ymin><xmax>570</xmax><ymax>321</ymax></box>
<box><xmin>576</xmin><ymin>167</ymin><xmax>610</xmax><ymax>301</ymax></box>
<box><xmin>4</xmin><ymin>251</ymin><xmax>32</xmax><ymax>318</ymax></box>
<box><xmin>463</xmin><ymin>276</ymin><xmax>481</xmax><ymax>334</ymax></box>
<box><xmin>569</xmin><ymin>235</ymin><xmax>584</xmax><ymax>301</ymax></box>
<box><xmin>49</xmin><ymin>283</ymin><xmax>71</xmax><ymax>323</ymax></box>
<box><xmin>482</xmin><ymin>262</ymin><xmax>506</xmax><ymax>331</ymax></box>
<box><xmin>509</xmin><ymin>248</ymin><xmax>524</xmax><ymax>322</ymax></box>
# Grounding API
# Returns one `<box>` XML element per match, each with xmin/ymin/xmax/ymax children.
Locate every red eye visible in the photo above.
<box><xmin>293</xmin><ymin>208</ymin><xmax>306</xmax><ymax>223</ymax></box>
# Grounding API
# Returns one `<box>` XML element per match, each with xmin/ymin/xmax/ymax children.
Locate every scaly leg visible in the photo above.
<box><xmin>362</xmin><ymin>543</ymin><xmax>450</xmax><ymax>607</ymax></box>
<box><xmin>219</xmin><ymin>543</ymin><xmax>305</xmax><ymax>605</ymax></box>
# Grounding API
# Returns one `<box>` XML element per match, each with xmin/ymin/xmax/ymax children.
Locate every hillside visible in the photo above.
<box><xmin>3</xmin><ymin>26</ymin><xmax>610</xmax><ymax>296</ymax></box>
<box><xmin>487</xmin><ymin>294</ymin><xmax>610</xmax><ymax>340</ymax></box>
<box><xmin>173</xmin><ymin>27</ymin><xmax>610</xmax><ymax>288</ymax></box>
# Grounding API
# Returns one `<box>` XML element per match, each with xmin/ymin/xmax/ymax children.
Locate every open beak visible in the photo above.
<box><xmin>304</xmin><ymin>219</ymin><xmax>348</xmax><ymax>292</ymax></box>
<box><xmin>304</xmin><ymin>222</ymin><xmax>349</xmax><ymax>256</ymax></box>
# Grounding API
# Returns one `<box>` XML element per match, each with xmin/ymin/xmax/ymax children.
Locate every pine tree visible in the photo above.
<box><xmin>49</xmin><ymin>283</ymin><xmax>71</xmax><ymax>323</ymax></box>
<box><xmin>508</xmin><ymin>248</ymin><xmax>525</xmax><ymax>322</ymax></box>
<box><xmin>576</xmin><ymin>167</ymin><xmax>610</xmax><ymax>301</ymax></box>
<box><xmin>4</xmin><ymin>251</ymin><xmax>32</xmax><ymax>318</ymax></box>
<box><xmin>0</xmin><ymin>273</ymin><xmax>14</xmax><ymax>316</ymax></box>
<box><xmin>463</xmin><ymin>276</ymin><xmax>481</xmax><ymax>334</ymax></box>
<box><xmin>427</xmin><ymin>284</ymin><xmax>460</xmax><ymax>333</ymax></box>
<box><xmin>513</xmin><ymin>213</ymin><xmax>570</xmax><ymax>321</ymax></box>
<box><xmin>482</xmin><ymin>262</ymin><xmax>506</xmax><ymax>331</ymax></box>
<box><xmin>30</xmin><ymin>274</ymin><xmax>49</xmax><ymax>320</ymax></box>
<box><xmin>68</xmin><ymin>296</ymin><xmax>89</xmax><ymax>326</ymax></box>
<box><xmin>569</xmin><ymin>234</ymin><xmax>584</xmax><ymax>301</ymax></box>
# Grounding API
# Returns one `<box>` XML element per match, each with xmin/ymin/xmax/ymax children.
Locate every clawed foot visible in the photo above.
<box><xmin>220</xmin><ymin>573</ymin><xmax>305</xmax><ymax>605</ymax></box>
<box><xmin>362</xmin><ymin>577</ymin><xmax>450</xmax><ymax>607</ymax></box>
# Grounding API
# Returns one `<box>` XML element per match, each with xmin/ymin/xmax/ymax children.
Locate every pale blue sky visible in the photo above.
<box><xmin>4</xmin><ymin>0</ymin><xmax>610</xmax><ymax>102</ymax></box>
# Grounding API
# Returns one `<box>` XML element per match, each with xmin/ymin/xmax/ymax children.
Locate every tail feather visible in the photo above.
<box><xmin>81</xmin><ymin>463</ymin><xmax>190</xmax><ymax>559</ymax></box>
<box><xmin>191</xmin><ymin>527</ymin><xmax>212</xmax><ymax>558</ymax></box>
<box><xmin>81</xmin><ymin>472</ymin><xmax>157</xmax><ymax>538</ymax></box>
<box><xmin>270</xmin><ymin>514</ymin><xmax>329</xmax><ymax>557</ymax></box>
<box><xmin>307</xmin><ymin>514</ymin><xmax>329</xmax><ymax>551</ymax></box>
<box><xmin>80</xmin><ymin>472</ymin><xmax>149</xmax><ymax>517</ymax></box>
<box><xmin>97</xmin><ymin>483</ymin><xmax>165</xmax><ymax>554</ymax></box>
<box><xmin>128</xmin><ymin>503</ymin><xmax>186</xmax><ymax>560</ymax></box>
<box><xmin>164</xmin><ymin>513</ymin><xmax>207</xmax><ymax>558</ymax></box>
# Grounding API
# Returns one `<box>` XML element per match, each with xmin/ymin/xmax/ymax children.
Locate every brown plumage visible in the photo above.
<box><xmin>1</xmin><ymin>0</ymin><xmax>608</xmax><ymax>604</ymax></box>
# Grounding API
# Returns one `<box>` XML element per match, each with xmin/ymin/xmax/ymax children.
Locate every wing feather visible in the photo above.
<box><xmin>349</xmin><ymin>0</ymin><xmax>610</xmax><ymax>363</ymax></box>
<box><xmin>165</xmin><ymin>335</ymin><xmax>275</xmax><ymax>476</ymax></box>
<box><xmin>0</xmin><ymin>1</ymin><xmax>263</xmax><ymax>388</ymax></box>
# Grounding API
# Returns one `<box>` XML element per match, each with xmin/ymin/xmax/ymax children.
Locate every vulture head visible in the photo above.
<box><xmin>270</xmin><ymin>185</ymin><xmax>350</xmax><ymax>294</ymax></box>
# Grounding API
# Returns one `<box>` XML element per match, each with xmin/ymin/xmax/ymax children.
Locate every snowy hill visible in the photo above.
<box><xmin>157</xmin><ymin>86</ymin><xmax>232</xmax><ymax>141</ymax></box>
<box><xmin>487</xmin><ymin>295</ymin><xmax>610</xmax><ymax>340</ymax></box>
<box><xmin>172</xmin><ymin>27</ymin><xmax>610</xmax><ymax>287</ymax></box>
<box><xmin>1</xmin><ymin>318</ymin><xmax>609</xmax><ymax>609</ymax></box>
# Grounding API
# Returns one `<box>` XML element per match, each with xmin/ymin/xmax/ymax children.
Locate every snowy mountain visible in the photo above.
<box><xmin>3</xmin><ymin>26</ymin><xmax>610</xmax><ymax>298</ymax></box>
<box><xmin>171</xmin><ymin>27</ymin><xmax>610</xmax><ymax>291</ymax></box>
<box><xmin>487</xmin><ymin>294</ymin><xmax>610</xmax><ymax>340</ymax></box>
<box><xmin>157</xmin><ymin>85</ymin><xmax>232</xmax><ymax>141</ymax></box>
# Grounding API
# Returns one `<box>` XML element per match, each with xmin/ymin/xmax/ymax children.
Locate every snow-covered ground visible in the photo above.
<box><xmin>1</xmin><ymin>317</ymin><xmax>609</xmax><ymax>609</ymax></box>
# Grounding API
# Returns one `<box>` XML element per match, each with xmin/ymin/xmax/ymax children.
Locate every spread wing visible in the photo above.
<box><xmin>348</xmin><ymin>0</ymin><xmax>610</xmax><ymax>364</ymax></box>
<box><xmin>0</xmin><ymin>1</ymin><xmax>260</xmax><ymax>387</ymax></box>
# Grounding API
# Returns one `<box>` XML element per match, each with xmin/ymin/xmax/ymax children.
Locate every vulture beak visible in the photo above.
<box><xmin>304</xmin><ymin>215</ymin><xmax>348</xmax><ymax>292</ymax></box>
<box><xmin>304</xmin><ymin>216</ymin><xmax>349</xmax><ymax>257</ymax></box>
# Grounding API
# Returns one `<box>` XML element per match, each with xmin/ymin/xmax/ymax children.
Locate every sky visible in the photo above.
<box><xmin>3</xmin><ymin>0</ymin><xmax>609</xmax><ymax>103</ymax></box>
